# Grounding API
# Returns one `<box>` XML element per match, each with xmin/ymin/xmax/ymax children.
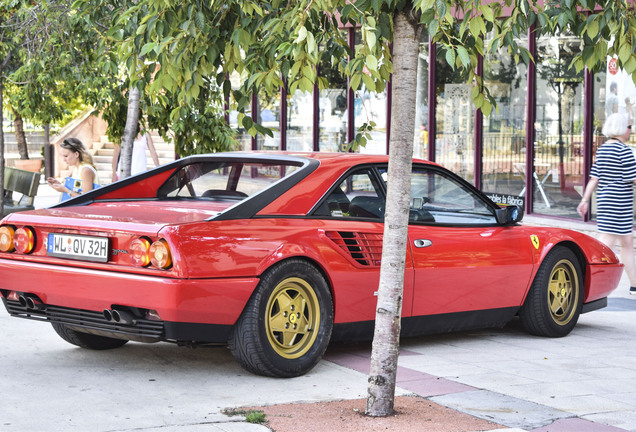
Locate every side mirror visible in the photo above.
<box><xmin>495</xmin><ymin>205</ymin><xmax>523</xmax><ymax>225</ymax></box>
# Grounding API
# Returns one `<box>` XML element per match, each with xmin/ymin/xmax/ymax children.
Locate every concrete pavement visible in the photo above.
<box><xmin>0</xmin><ymin>182</ymin><xmax>633</xmax><ymax>431</ymax></box>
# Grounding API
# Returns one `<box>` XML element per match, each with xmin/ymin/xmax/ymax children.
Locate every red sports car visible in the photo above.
<box><xmin>0</xmin><ymin>152</ymin><xmax>622</xmax><ymax>377</ymax></box>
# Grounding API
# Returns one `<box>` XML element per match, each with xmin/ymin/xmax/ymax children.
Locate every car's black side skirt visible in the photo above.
<box><xmin>164</xmin><ymin>321</ymin><xmax>231</xmax><ymax>344</ymax></box>
<box><xmin>331</xmin><ymin>307</ymin><xmax>519</xmax><ymax>343</ymax></box>
<box><xmin>581</xmin><ymin>297</ymin><xmax>607</xmax><ymax>314</ymax></box>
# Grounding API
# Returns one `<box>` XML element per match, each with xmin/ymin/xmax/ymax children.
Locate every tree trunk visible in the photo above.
<box><xmin>12</xmin><ymin>108</ymin><xmax>29</xmax><ymax>160</ymax></box>
<box><xmin>120</xmin><ymin>86</ymin><xmax>141</xmax><ymax>179</ymax></box>
<box><xmin>366</xmin><ymin>10</ymin><xmax>422</xmax><ymax>417</ymax></box>
<box><xmin>44</xmin><ymin>124</ymin><xmax>54</xmax><ymax>178</ymax></box>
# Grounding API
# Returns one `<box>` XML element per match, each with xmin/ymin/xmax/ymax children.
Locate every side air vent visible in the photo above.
<box><xmin>325</xmin><ymin>231</ymin><xmax>383</xmax><ymax>266</ymax></box>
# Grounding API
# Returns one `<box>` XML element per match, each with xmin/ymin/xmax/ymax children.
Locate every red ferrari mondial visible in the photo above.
<box><xmin>0</xmin><ymin>152</ymin><xmax>622</xmax><ymax>377</ymax></box>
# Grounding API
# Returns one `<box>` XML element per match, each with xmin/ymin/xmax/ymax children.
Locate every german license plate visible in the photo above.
<box><xmin>47</xmin><ymin>233</ymin><xmax>109</xmax><ymax>262</ymax></box>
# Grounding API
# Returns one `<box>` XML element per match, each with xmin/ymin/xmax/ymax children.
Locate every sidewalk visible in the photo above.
<box><xmin>33</xmin><ymin>181</ymin><xmax>61</xmax><ymax>209</ymax></box>
<box><xmin>23</xmin><ymin>183</ymin><xmax>636</xmax><ymax>432</ymax></box>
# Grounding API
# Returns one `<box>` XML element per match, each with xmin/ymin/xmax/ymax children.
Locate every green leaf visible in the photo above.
<box><xmin>587</xmin><ymin>19</ymin><xmax>599</xmax><ymax>39</ymax></box>
<box><xmin>479</xmin><ymin>4</ymin><xmax>494</xmax><ymax>22</ymax></box>
<box><xmin>474</xmin><ymin>92</ymin><xmax>484</xmax><ymax>109</ymax></box>
<box><xmin>242</xmin><ymin>115</ymin><xmax>254</xmax><ymax>130</ymax></box>
<box><xmin>469</xmin><ymin>17</ymin><xmax>481</xmax><ymax>38</ymax></box>
<box><xmin>437</xmin><ymin>0</ymin><xmax>447</xmax><ymax>19</ymax></box>
<box><xmin>625</xmin><ymin>56</ymin><xmax>636</xmax><ymax>74</ymax></box>
<box><xmin>350</xmin><ymin>73</ymin><xmax>361</xmax><ymax>91</ymax></box>
<box><xmin>429</xmin><ymin>19</ymin><xmax>439</xmax><ymax>36</ymax></box>
<box><xmin>296</xmin><ymin>26</ymin><xmax>307</xmax><ymax>43</ymax></box>
<box><xmin>471</xmin><ymin>85</ymin><xmax>480</xmax><ymax>99</ymax></box>
<box><xmin>194</xmin><ymin>11</ymin><xmax>205</xmax><ymax>31</ymax></box>
<box><xmin>307</xmin><ymin>31</ymin><xmax>316</xmax><ymax>53</ymax></box>
<box><xmin>445</xmin><ymin>49</ymin><xmax>456</xmax><ymax>70</ymax></box>
<box><xmin>140</xmin><ymin>42</ymin><xmax>156</xmax><ymax>57</ymax></box>
<box><xmin>619</xmin><ymin>43</ymin><xmax>632</xmax><ymax>63</ymax></box>
<box><xmin>366</xmin><ymin>55</ymin><xmax>378</xmax><ymax>72</ymax></box>
<box><xmin>362</xmin><ymin>73</ymin><xmax>376</xmax><ymax>91</ymax></box>
<box><xmin>457</xmin><ymin>46</ymin><xmax>471</xmax><ymax>67</ymax></box>
<box><xmin>367</xmin><ymin>31</ymin><xmax>377</xmax><ymax>50</ymax></box>
<box><xmin>481</xmin><ymin>100</ymin><xmax>493</xmax><ymax>117</ymax></box>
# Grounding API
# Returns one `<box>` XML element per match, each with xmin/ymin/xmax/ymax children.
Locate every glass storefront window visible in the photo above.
<box><xmin>287</xmin><ymin>90</ymin><xmax>314</xmax><ymax>151</ymax></box>
<box><xmin>481</xmin><ymin>33</ymin><xmax>528</xmax><ymax>198</ymax></box>
<box><xmin>534</xmin><ymin>33</ymin><xmax>584</xmax><ymax>217</ymax></box>
<box><xmin>356</xmin><ymin>86</ymin><xmax>387</xmax><ymax>155</ymax></box>
<box><xmin>229</xmin><ymin>71</ymin><xmax>253</xmax><ymax>151</ymax></box>
<box><xmin>352</xmin><ymin>28</ymin><xmax>388</xmax><ymax>155</ymax></box>
<box><xmin>255</xmin><ymin>89</ymin><xmax>281</xmax><ymax>150</ymax></box>
<box><xmin>319</xmin><ymin>55</ymin><xmax>348</xmax><ymax>152</ymax></box>
<box><xmin>435</xmin><ymin>48</ymin><xmax>474</xmax><ymax>182</ymax></box>
<box><xmin>414</xmin><ymin>29</ymin><xmax>429</xmax><ymax>160</ymax></box>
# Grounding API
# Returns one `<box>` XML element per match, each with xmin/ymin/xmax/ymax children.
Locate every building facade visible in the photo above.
<box><xmin>232</xmin><ymin>26</ymin><xmax>634</xmax><ymax>222</ymax></box>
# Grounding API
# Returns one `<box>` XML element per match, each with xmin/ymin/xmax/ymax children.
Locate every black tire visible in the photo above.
<box><xmin>51</xmin><ymin>323</ymin><xmax>129</xmax><ymax>350</ymax></box>
<box><xmin>519</xmin><ymin>246</ymin><xmax>583</xmax><ymax>337</ymax></box>
<box><xmin>229</xmin><ymin>259</ymin><xmax>334</xmax><ymax>378</ymax></box>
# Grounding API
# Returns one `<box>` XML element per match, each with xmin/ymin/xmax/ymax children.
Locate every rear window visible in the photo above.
<box><xmin>157</xmin><ymin>161</ymin><xmax>301</xmax><ymax>200</ymax></box>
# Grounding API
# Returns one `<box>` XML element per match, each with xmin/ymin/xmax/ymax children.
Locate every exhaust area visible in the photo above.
<box><xmin>103</xmin><ymin>308</ymin><xmax>136</xmax><ymax>325</ymax></box>
<box><xmin>18</xmin><ymin>294</ymin><xmax>46</xmax><ymax>311</ymax></box>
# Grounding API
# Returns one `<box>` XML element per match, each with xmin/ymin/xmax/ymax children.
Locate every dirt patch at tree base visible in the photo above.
<box><xmin>247</xmin><ymin>395</ymin><xmax>508</xmax><ymax>431</ymax></box>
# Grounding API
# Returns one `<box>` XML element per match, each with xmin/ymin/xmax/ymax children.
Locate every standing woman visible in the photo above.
<box><xmin>47</xmin><ymin>138</ymin><xmax>100</xmax><ymax>199</ymax></box>
<box><xmin>577</xmin><ymin>112</ymin><xmax>636</xmax><ymax>294</ymax></box>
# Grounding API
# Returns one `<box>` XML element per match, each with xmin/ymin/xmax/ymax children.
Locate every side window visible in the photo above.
<box><xmin>315</xmin><ymin>170</ymin><xmax>384</xmax><ymax>219</ymax></box>
<box><xmin>376</xmin><ymin>166</ymin><xmax>496</xmax><ymax>225</ymax></box>
<box><xmin>410</xmin><ymin>168</ymin><xmax>496</xmax><ymax>224</ymax></box>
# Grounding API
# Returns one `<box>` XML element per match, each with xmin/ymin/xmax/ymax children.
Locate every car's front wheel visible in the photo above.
<box><xmin>229</xmin><ymin>259</ymin><xmax>334</xmax><ymax>377</ymax></box>
<box><xmin>51</xmin><ymin>323</ymin><xmax>129</xmax><ymax>350</ymax></box>
<box><xmin>519</xmin><ymin>246</ymin><xmax>583</xmax><ymax>337</ymax></box>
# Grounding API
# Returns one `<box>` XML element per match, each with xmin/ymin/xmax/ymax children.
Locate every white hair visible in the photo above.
<box><xmin>602</xmin><ymin>112</ymin><xmax>630</xmax><ymax>138</ymax></box>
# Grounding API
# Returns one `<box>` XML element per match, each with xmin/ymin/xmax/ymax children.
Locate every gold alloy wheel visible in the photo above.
<box><xmin>547</xmin><ymin>259</ymin><xmax>579</xmax><ymax>326</ymax></box>
<box><xmin>265</xmin><ymin>277</ymin><xmax>321</xmax><ymax>359</ymax></box>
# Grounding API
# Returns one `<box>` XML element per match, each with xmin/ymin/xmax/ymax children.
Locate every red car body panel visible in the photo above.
<box><xmin>0</xmin><ymin>152</ymin><xmax>623</xmax><ymax>347</ymax></box>
<box><xmin>0</xmin><ymin>258</ymin><xmax>258</xmax><ymax>324</ymax></box>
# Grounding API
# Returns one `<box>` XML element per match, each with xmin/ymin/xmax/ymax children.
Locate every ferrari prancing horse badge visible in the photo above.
<box><xmin>530</xmin><ymin>235</ymin><xmax>540</xmax><ymax>249</ymax></box>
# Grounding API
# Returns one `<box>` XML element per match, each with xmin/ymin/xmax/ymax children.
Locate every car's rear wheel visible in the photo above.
<box><xmin>229</xmin><ymin>259</ymin><xmax>333</xmax><ymax>377</ymax></box>
<box><xmin>519</xmin><ymin>246</ymin><xmax>583</xmax><ymax>337</ymax></box>
<box><xmin>51</xmin><ymin>323</ymin><xmax>129</xmax><ymax>350</ymax></box>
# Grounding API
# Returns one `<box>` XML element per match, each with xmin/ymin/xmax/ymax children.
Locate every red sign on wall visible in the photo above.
<box><xmin>609</xmin><ymin>57</ymin><xmax>618</xmax><ymax>75</ymax></box>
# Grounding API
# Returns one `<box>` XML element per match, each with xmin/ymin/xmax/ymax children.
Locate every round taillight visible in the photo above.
<box><xmin>0</xmin><ymin>226</ymin><xmax>15</xmax><ymax>252</ymax></box>
<box><xmin>14</xmin><ymin>227</ymin><xmax>35</xmax><ymax>253</ymax></box>
<box><xmin>149</xmin><ymin>239</ymin><xmax>172</xmax><ymax>269</ymax></box>
<box><xmin>130</xmin><ymin>238</ymin><xmax>151</xmax><ymax>267</ymax></box>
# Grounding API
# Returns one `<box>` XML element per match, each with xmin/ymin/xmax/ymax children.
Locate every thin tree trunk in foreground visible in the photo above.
<box><xmin>366</xmin><ymin>10</ymin><xmax>422</xmax><ymax>417</ymax></box>
<box><xmin>13</xmin><ymin>109</ymin><xmax>29</xmax><ymax>160</ymax></box>
<box><xmin>120</xmin><ymin>86</ymin><xmax>141</xmax><ymax>179</ymax></box>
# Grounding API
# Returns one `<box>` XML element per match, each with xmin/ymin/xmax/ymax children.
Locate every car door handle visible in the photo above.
<box><xmin>414</xmin><ymin>239</ymin><xmax>432</xmax><ymax>248</ymax></box>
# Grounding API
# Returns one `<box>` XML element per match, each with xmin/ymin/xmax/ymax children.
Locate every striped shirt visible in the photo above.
<box><xmin>590</xmin><ymin>140</ymin><xmax>636</xmax><ymax>235</ymax></box>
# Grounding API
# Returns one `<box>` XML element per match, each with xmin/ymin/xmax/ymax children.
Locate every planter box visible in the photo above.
<box><xmin>13</xmin><ymin>159</ymin><xmax>43</xmax><ymax>173</ymax></box>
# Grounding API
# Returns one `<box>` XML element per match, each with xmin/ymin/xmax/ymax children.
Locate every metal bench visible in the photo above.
<box><xmin>3</xmin><ymin>166</ymin><xmax>41</xmax><ymax>216</ymax></box>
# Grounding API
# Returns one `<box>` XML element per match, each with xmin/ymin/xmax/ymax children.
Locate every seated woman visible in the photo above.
<box><xmin>47</xmin><ymin>138</ymin><xmax>100</xmax><ymax>200</ymax></box>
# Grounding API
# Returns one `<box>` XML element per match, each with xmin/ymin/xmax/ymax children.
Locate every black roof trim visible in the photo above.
<box><xmin>50</xmin><ymin>152</ymin><xmax>318</xmax><ymax>213</ymax></box>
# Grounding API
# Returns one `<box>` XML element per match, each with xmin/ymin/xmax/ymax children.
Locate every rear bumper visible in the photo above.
<box><xmin>0</xmin><ymin>258</ymin><xmax>259</xmax><ymax>335</ymax></box>
<box><xmin>2</xmin><ymin>298</ymin><xmax>233</xmax><ymax>343</ymax></box>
